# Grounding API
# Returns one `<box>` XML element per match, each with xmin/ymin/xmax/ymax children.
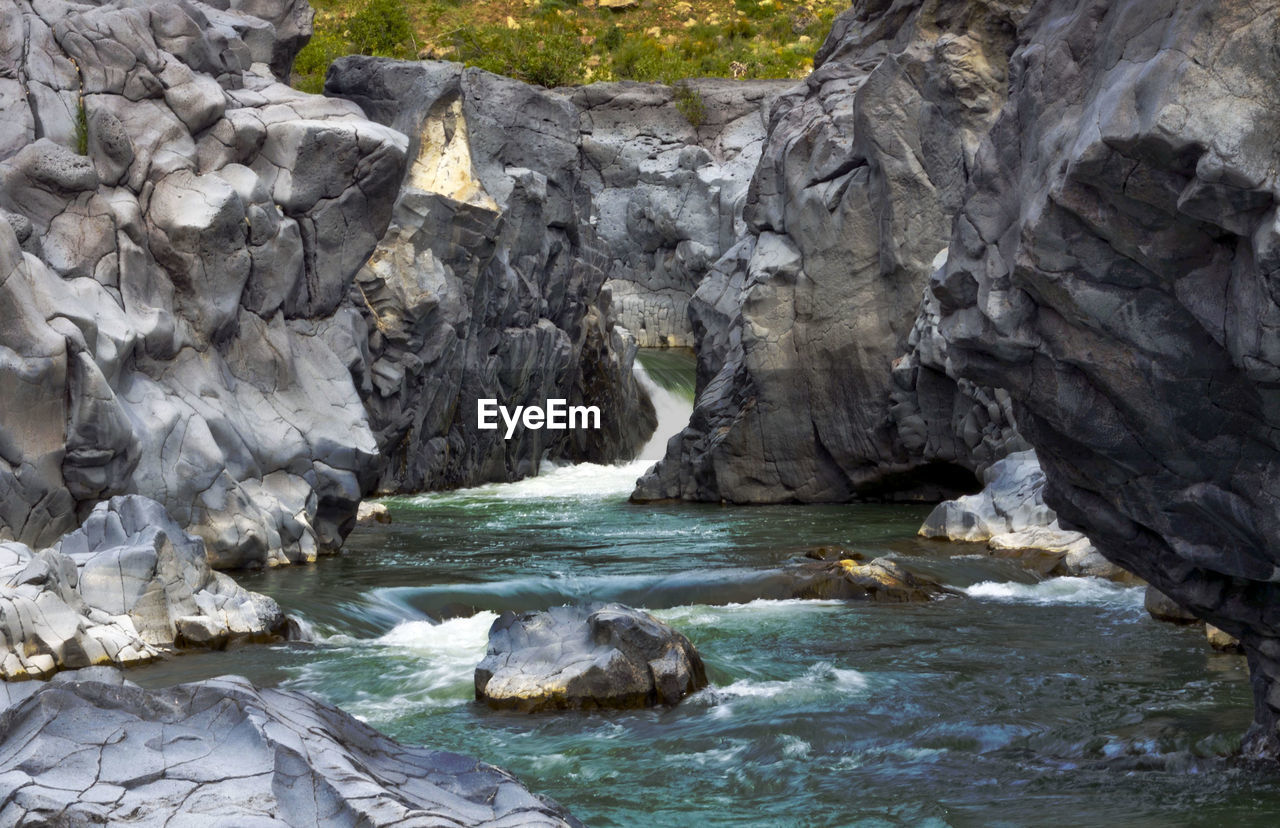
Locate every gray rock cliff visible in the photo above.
<box><xmin>634</xmin><ymin>0</ymin><xmax>1033</xmax><ymax>504</ymax></box>
<box><xmin>569</xmin><ymin>79</ymin><xmax>791</xmax><ymax>348</ymax></box>
<box><xmin>0</xmin><ymin>0</ymin><xmax>407</xmax><ymax>568</ymax></box>
<box><xmin>324</xmin><ymin>58</ymin><xmax>657</xmax><ymax>492</ymax></box>
<box><xmin>933</xmin><ymin>0</ymin><xmax>1280</xmax><ymax>756</ymax></box>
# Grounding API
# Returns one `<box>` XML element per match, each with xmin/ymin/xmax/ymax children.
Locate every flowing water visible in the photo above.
<box><xmin>131</xmin><ymin>349</ymin><xmax>1280</xmax><ymax>826</ymax></box>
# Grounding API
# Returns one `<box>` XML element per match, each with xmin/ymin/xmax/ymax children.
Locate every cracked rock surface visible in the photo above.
<box><xmin>475</xmin><ymin>603</ymin><xmax>708</xmax><ymax>712</ymax></box>
<box><xmin>633</xmin><ymin>0</ymin><xmax>1034</xmax><ymax>504</ymax></box>
<box><xmin>0</xmin><ymin>672</ymin><xmax>583</xmax><ymax>826</ymax></box>
<box><xmin>0</xmin><ymin>0</ymin><xmax>406</xmax><ymax>568</ymax></box>
<box><xmin>0</xmin><ymin>495</ymin><xmax>290</xmax><ymax>680</ymax></box>
<box><xmin>932</xmin><ymin>0</ymin><xmax>1280</xmax><ymax>758</ymax></box>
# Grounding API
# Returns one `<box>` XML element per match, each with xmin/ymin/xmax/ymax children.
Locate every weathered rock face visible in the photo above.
<box><xmin>932</xmin><ymin>0</ymin><xmax>1280</xmax><ymax>757</ymax></box>
<box><xmin>0</xmin><ymin>673</ymin><xmax>583</xmax><ymax>826</ymax></box>
<box><xmin>634</xmin><ymin>0</ymin><xmax>1032</xmax><ymax>504</ymax></box>
<box><xmin>325</xmin><ymin>58</ymin><xmax>656</xmax><ymax>492</ymax></box>
<box><xmin>0</xmin><ymin>0</ymin><xmax>407</xmax><ymax>567</ymax></box>
<box><xmin>0</xmin><ymin>496</ymin><xmax>290</xmax><ymax>680</ymax></box>
<box><xmin>475</xmin><ymin>603</ymin><xmax>708</xmax><ymax>712</ymax></box>
<box><xmin>921</xmin><ymin>451</ymin><xmax>1132</xmax><ymax>581</ymax></box>
<box><xmin>569</xmin><ymin>79</ymin><xmax>791</xmax><ymax>348</ymax></box>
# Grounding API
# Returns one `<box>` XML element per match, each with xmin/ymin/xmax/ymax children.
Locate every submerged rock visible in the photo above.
<box><xmin>1207</xmin><ymin>625</ymin><xmax>1244</xmax><ymax>655</ymax></box>
<box><xmin>0</xmin><ymin>674</ymin><xmax>582</xmax><ymax>826</ymax></box>
<box><xmin>0</xmin><ymin>496</ymin><xmax>290</xmax><ymax>680</ymax></box>
<box><xmin>785</xmin><ymin>557</ymin><xmax>960</xmax><ymax>603</ymax></box>
<box><xmin>1144</xmin><ymin>587</ymin><xmax>1200</xmax><ymax>627</ymax></box>
<box><xmin>475</xmin><ymin>603</ymin><xmax>707</xmax><ymax>712</ymax></box>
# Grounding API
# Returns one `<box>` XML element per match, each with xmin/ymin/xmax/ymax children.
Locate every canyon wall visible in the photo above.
<box><xmin>324</xmin><ymin>58</ymin><xmax>656</xmax><ymax>492</ymax></box>
<box><xmin>633</xmin><ymin>0</ymin><xmax>1032</xmax><ymax>504</ymax></box>
<box><xmin>934</xmin><ymin>0</ymin><xmax>1280</xmax><ymax>756</ymax></box>
<box><xmin>0</xmin><ymin>0</ymin><xmax>406</xmax><ymax>568</ymax></box>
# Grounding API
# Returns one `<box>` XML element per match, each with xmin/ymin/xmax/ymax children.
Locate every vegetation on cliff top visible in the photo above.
<box><xmin>293</xmin><ymin>0</ymin><xmax>845</xmax><ymax>93</ymax></box>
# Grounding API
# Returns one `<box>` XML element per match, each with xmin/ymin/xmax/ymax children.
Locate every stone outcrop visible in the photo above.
<box><xmin>920</xmin><ymin>451</ymin><xmax>1130</xmax><ymax>581</ymax></box>
<box><xmin>0</xmin><ymin>0</ymin><xmax>407</xmax><ymax>567</ymax></box>
<box><xmin>0</xmin><ymin>672</ymin><xmax>582</xmax><ymax>826</ymax></box>
<box><xmin>633</xmin><ymin>0</ymin><xmax>1033</xmax><ymax>504</ymax></box>
<box><xmin>569</xmin><ymin>79</ymin><xmax>791</xmax><ymax>348</ymax></box>
<box><xmin>324</xmin><ymin>58</ymin><xmax>657</xmax><ymax>492</ymax></box>
<box><xmin>0</xmin><ymin>496</ymin><xmax>292</xmax><ymax>680</ymax></box>
<box><xmin>931</xmin><ymin>0</ymin><xmax>1280</xmax><ymax>757</ymax></box>
<box><xmin>475</xmin><ymin>603</ymin><xmax>708</xmax><ymax>712</ymax></box>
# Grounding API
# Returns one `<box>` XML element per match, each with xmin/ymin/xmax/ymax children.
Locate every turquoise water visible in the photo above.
<box><xmin>129</xmin><ymin>350</ymin><xmax>1280</xmax><ymax>826</ymax></box>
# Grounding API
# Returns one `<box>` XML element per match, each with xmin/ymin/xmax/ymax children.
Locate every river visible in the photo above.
<box><xmin>130</xmin><ymin>349</ymin><xmax>1280</xmax><ymax>826</ymax></box>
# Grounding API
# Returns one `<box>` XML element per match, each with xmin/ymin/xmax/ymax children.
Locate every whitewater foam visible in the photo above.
<box><xmin>405</xmin><ymin>358</ymin><xmax>693</xmax><ymax>505</ymax></box>
<box><xmin>964</xmin><ymin>577</ymin><xmax>1144</xmax><ymax>609</ymax></box>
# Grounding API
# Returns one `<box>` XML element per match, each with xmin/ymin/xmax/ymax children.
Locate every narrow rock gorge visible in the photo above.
<box><xmin>633</xmin><ymin>0</ymin><xmax>1032</xmax><ymax>504</ymax></box>
<box><xmin>5</xmin><ymin>0</ymin><xmax>1280</xmax><ymax>820</ymax></box>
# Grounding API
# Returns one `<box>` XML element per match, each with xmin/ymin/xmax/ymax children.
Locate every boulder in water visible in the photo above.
<box><xmin>356</xmin><ymin>501</ymin><xmax>392</xmax><ymax>525</ymax></box>
<box><xmin>785</xmin><ymin>557</ymin><xmax>959</xmax><ymax>603</ymax></box>
<box><xmin>475</xmin><ymin>603</ymin><xmax>708</xmax><ymax>712</ymax></box>
<box><xmin>1144</xmin><ymin>586</ymin><xmax>1200</xmax><ymax>626</ymax></box>
<box><xmin>0</xmin><ymin>673</ymin><xmax>582</xmax><ymax>826</ymax></box>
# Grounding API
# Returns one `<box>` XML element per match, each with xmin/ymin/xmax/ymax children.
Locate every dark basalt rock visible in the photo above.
<box><xmin>933</xmin><ymin>0</ymin><xmax>1280</xmax><ymax>756</ymax></box>
<box><xmin>633</xmin><ymin>0</ymin><xmax>1033</xmax><ymax>505</ymax></box>
<box><xmin>0</xmin><ymin>673</ymin><xmax>583</xmax><ymax>826</ymax></box>
<box><xmin>475</xmin><ymin>603</ymin><xmax>708</xmax><ymax>712</ymax></box>
<box><xmin>324</xmin><ymin>58</ymin><xmax>657</xmax><ymax>492</ymax></box>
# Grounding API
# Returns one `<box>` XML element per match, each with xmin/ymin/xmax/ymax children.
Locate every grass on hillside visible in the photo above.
<box><xmin>293</xmin><ymin>0</ymin><xmax>847</xmax><ymax>93</ymax></box>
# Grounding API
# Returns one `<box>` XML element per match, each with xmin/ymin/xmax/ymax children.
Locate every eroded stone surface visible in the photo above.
<box><xmin>634</xmin><ymin>0</ymin><xmax>1033</xmax><ymax>504</ymax></box>
<box><xmin>0</xmin><ymin>496</ymin><xmax>289</xmax><ymax>680</ymax></box>
<box><xmin>0</xmin><ymin>673</ymin><xmax>583</xmax><ymax>826</ymax></box>
<box><xmin>931</xmin><ymin>0</ymin><xmax>1280</xmax><ymax>756</ymax></box>
<box><xmin>475</xmin><ymin>603</ymin><xmax>708</xmax><ymax>712</ymax></box>
<box><xmin>325</xmin><ymin>59</ymin><xmax>657</xmax><ymax>492</ymax></box>
<box><xmin>0</xmin><ymin>0</ymin><xmax>407</xmax><ymax>568</ymax></box>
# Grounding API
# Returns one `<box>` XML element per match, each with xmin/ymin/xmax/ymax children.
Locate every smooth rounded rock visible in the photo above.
<box><xmin>475</xmin><ymin>602</ymin><xmax>708</xmax><ymax>712</ymax></box>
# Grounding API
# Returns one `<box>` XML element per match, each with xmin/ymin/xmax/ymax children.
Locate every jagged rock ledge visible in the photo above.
<box><xmin>0</xmin><ymin>496</ymin><xmax>295</xmax><ymax>681</ymax></box>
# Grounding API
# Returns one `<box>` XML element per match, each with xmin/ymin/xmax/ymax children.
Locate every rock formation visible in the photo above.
<box><xmin>322</xmin><ymin>58</ymin><xmax>657</xmax><ymax>492</ymax></box>
<box><xmin>785</xmin><ymin>554</ymin><xmax>961</xmax><ymax>602</ymax></box>
<box><xmin>932</xmin><ymin>0</ymin><xmax>1280</xmax><ymax>756</ymax></box>
<box><xmin>475</xmin><ymin>603</ymin><xmax>708</xmax><ymax>712</ymax></box>
<box><xmin>0</xmin><ymin>496</ymin><xmax>292</xmax><ymax>680</ymax></box>
<box><xmin>0</xmin><ymin>672</ymin><xmax>583</xmax><ymax>826</ymax></box>
<box><xmin>634</xmin><ymin>0</ymin><xmax>1033</xmax><ymax>504</ymax></box>
<box><xmin>919</xmin><ymin>451</ymin><xmax>1128</xmax><ymax>580</ymax></box>
<box><xmin>0</xmin><ymin>0</ymin><xmax>407</xmax><ymax>568</ymax></box>
<box><xmin>569</xmin><ymin>79</ymin><xmax>790</xmax><ymax>348</ymax></box>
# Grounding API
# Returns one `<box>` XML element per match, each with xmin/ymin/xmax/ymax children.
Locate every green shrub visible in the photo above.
<box><xmin>611</xmin><ymin>37</ymin><xmax>684</xmax><ymax>83</ymax></box>
<box><xmin>349</xmin><ymin>0</ymin><xmax>414</xmax><ymax>57</ymax></box>
<box><xmin>293</xmin><ymin>28</ymin><xmax>347</xmax><ymax>93</ymax></box>
<box><xmin>672</xmin><ymin>81</ymin><xmax>705</xmax><ymax>127</ymax></box>
<box><xmin>453</xmin><ymin>21</ymin><xmax>588</xmax><ymax>88</ymax></box>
